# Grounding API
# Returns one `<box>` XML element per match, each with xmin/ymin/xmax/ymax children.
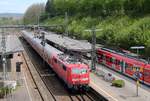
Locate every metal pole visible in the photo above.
<box><xmin>2</xmin><ymin>57</ymin><xmax>6</xmax><ymax>80</ymax></box>
<box><xmin>41</xmin><ymin>31</ymin><xmax>46</xmax><ymax>67</ymax></box>
<box><xmin>91</xmin><ymin>28</ymin><xmax>96</xmax><ymax>70</ymax></box>
<box><xmin>136</xmin><ymin>79</ymin><xmax>139</xmax><ymax>96</ymax></box>
<box><xmin>137</xmin><ymin>49</ymin><xmax>139</xmax><ymax>58</ymax></box>
<box><xmin>1</xmin><ymin>28</ymin><xmax>7</xmax><ymax>80</ymax></box>
<box><xmin>65</xmin><ymin>12</ymin><xmax>68</xmax><ymax>36</ymax></box>
<box><xmin>148</xmin><ymin>57</ymin><xmax>150</xmax><ymax>64</ymax></box>
<box><xmin>38</xmin><ymin>15</ymin><xmax>40</xmax><ymax>30</ymax></box>
<box><xmin>85</xmin><ymin>28</ymin><xmax>102</xmax><ymax>71</ymax></box>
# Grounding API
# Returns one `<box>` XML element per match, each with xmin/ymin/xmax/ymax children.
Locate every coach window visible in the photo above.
<box><xmin>110</xmin><ymin>58</ymin><xmax>113</xmax><ymax>63</ymax></box>
<box><xmin>98</xmin><ymin>54</ymin><xmax>103</xmax><ymax>60</ymax></box>
<box><xmin>116</xmin><ymin>60</ymin><xmax>120</xmax><ymax>66</ymax></box>
<box><xmin>58</xmin><ymin>61</ymin><xmax>62</xmax><ymax>67</ymax></box>
<box><xmin>54</xmin><ymin>58</ymin><xmax>57</xmax><ymax>63</ymax></box>
<box><xmin>100</xmin><ymin>54</ymin><xmax>103</xmax><ymax>59</ymax></box>
<box><xmin>120</xmin><ymin>61</ymin><xmax>123</xmax><ymax>66</ymax></box>
<box><xmin>115</xmin><ymin>60</ymin><xmax>118</xmax><ymax>65</ymax></box>
<box><xmin>106</xmin><ymin>56</ymin><xmax>109</xmax><ymax>62</ymax></box>
<box><xmin>63</xmin><ymin>65</ymin><xmax>66</xmax><ymax>71</ymax></box>
<box><xmin>144</xmin><ymin>72</ymin><xmax>150</xmax><ymax>77</ymax></box>
<box><xmin>102</xmin><ymin>54</ymin><xmax>106</xmax><ymax>60</ymax></box>
<box><xmin>125</xmin><ymin>63</ymin><xmax>129</xmax><ymax>69</ymax></box>
<box><xmin>126</xmin><ymin>63</ymin><xmax>132</xmax><ymax>70</ymax></box>
<box><xmin>101</xmin><ymin>54</ymin><xmax>104</xmax><ymax>59</ymax></box>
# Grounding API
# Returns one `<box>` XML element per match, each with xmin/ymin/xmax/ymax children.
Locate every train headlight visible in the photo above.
<box><xmin>81</xmin><ymin>78</ymin><xmax>89</xmax><ymax>81</ymax></box>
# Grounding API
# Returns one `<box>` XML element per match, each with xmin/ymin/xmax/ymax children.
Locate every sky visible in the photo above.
<box><xmin>0</xmin><ymin>0</ymin><xmax>47</xmax><ymax>14</ymax></box>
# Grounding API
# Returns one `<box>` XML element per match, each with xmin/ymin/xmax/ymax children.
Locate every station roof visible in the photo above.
<box><xmin>45</xmin><ymin>32</ymin><xmax>92</xmax><ymax>52</ymax></box>
<box><xmin>0</xmin><ymin>35</ymin><xmax>24</xmax><ymax>55</ymax></box>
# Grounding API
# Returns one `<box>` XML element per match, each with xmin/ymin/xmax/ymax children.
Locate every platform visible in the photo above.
<box><xmin>0</xmin><ymin>35</ymin><xmax>23</xmax><ymax>55</ymax></box>
<box><xmin>45</xmin><ymin>31</ymin><xmax>92</xmax><ymax>52</ymax></box>
<box><xmin>90</xmin><ymin>64</ymin><xmax>150</xmax><ymax>101</ymax></box>
<box><xmin>0</xmin><ymin>52</ymin><xmax>43</xmax><ymax>101</ymax></box>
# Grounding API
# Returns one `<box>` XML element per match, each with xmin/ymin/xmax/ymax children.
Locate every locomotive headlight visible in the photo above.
<box><xmin>81</xmin><ymin>78</ymin><xmax>89</xmax><ymax>81</ymax></box>
<box><xmin>72</xmin><ymin>78</ymin><xmax>79</xmax><ymax>81</ymax></box>
<box><xmin>72</xmin><ymin>78</ymin><xmax>88</xmax><ymax>81</ymax></box>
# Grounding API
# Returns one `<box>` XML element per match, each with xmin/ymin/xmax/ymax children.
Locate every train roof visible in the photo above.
<box><xmin>57</xmin><ymin>54</ymin><xmax>84</xmax><ymax>64</ymax></box>
<box><xmin>22</xmin><ymin>30</ymin><xmax>86</xmax><ymax>65</ymax></box>
<box><xmin>22</xmin><ymin>30</ymin><xmax>63</xmax><ymax>55</ymax></box>
<box><xmin>100</xmin><ymin>47</ymin><xmax>149</xmax><ymax>65</ymax></box>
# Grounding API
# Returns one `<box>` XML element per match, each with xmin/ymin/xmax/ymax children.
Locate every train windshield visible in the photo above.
<box><xmin>80</xmin><ymin>69</ymin><xmax>87</xmax><ymax>74</ymax></box>
<box><xmin>72</xmin><ymin>68</ymin><xmax>87</xmax><ymax>74</ymax></box>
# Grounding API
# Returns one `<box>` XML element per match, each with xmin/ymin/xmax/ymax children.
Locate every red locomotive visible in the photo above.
<box><xmin>97</xmin><ymin>47</ymin><xmax>150</xmax><ymax>86</ymax></box>
<box><xmin>22</xmin><ymin>31</ymin><xmax>90</xmax><ymax>89</ymax></box>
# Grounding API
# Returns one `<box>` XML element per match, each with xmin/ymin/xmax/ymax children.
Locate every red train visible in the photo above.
<box><xmin>97</xmin><ymin>47</ymin><xmax>150</xmax><ymax>86</ymax></box>
<box><xmin>22</xmin><ymin>31</ymin><xmax>90</xmax><ymax>89</ymax></box>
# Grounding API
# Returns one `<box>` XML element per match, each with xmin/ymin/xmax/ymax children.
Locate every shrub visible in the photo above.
<box><xmin>112</xmin><ymin>80</ymin><xmax>125</xmax><ymax>87</ymax></box>
<box><xmin>0</xmin><ymin>87</ymin><xmax>13</xmax><ymax>98</ymax></box>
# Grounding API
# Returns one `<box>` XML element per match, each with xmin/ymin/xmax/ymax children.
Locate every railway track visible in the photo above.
<box><xmin>22</xmin><ymin>51</ymin><xmax>45</xmax><ymax>101</ymax></box>
<box><xmin>20</xmin><ymin>36</ymin><xmax>107</xmax><ymax>101</ymax></box>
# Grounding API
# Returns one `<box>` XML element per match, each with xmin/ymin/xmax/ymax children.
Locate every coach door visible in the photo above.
<box><xmin>112</xmin><ymin>57</ymin><xmax>116</xmax><ymax>69</ymax></box>
<box><xmin>102</xmin><ymin>54</ymin><xmax>106</xmax><ymax>64</ymax></box>
<box><xmin>121</xmin><ymin>60</ymin><xmax>126</xmax><ymax>73</ymax></box>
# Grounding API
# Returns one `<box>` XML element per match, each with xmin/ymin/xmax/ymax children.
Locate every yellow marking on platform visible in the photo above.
<box><xmin>91</xmin><ymin>81</ymin><xmax>119</xmax><ymax>101</ymax></box>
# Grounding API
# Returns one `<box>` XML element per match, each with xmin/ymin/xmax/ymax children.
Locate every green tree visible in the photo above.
<box><xmin>45</xmin><ymin>0</ymin><xmax>55</xmax><ymax>17</ymax></box>
<box><xmin>23</xmin><ymin>3</ymin><xmax>45</xmax><ymax>24</ymax></box>
<box><xmin>124</xmin><ymin>0</ymin><xmax>145</xmax><ymax>15</ymax></box>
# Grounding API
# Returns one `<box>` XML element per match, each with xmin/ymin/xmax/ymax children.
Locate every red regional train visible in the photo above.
<box><xmin>97</xmin><ymin>47</ymin><xmax>150</xmax><ymax>86</ymax></box>
<box><xmin>22</xmin><ymin>31</ymin><xmax>90</xmax><ymax>90</ymax></box>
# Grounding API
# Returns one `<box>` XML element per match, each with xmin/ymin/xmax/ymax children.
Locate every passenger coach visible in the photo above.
<box><xmin>97</xmin><ymin>47</ymin><xmax>150</xmax><ymax>86</ymax></box>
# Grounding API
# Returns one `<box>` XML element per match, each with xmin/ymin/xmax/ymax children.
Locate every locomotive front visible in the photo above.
<box><xmin>68</xmin><ymin>64</ymin><xmax>90</xmax><ymax>90</ymax></box>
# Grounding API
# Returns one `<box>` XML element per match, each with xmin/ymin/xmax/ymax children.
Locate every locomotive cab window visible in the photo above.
<box><xmin>72</xmin><ymin>68</ymin><xmax>80</xmax><ymax>74</ymax></box>
<box><xmin>80</xmin><ymin>69</ymin><xmax>87</xmax><ymax>74</ymax></box>
<box><xmin>72</xmin><ymin>68</ymin><xmax>87</xmax><ymax>74</ymax></box>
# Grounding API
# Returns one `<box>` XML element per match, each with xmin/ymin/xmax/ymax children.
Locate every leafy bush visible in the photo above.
<box><xmin>112</xmin><ymin>80</ymin><xmax>125</xmax><ymax>87</ymax></box>
<box><xmin>0</xmin><ymin>87</ymin><xmax>12</xmax><ymax>98</ymax></box>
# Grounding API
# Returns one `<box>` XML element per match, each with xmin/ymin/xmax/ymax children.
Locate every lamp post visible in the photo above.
<box><xmin>131</xmin><ymin>46</ymin><xmax>145</xmax><ymax>96</ymax></box>
<box><xmin>1</xmin><ymin>28</ymin><xmax>7</xmax><ymax>80</ymax></box>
